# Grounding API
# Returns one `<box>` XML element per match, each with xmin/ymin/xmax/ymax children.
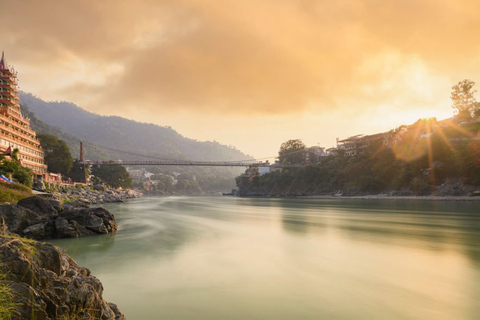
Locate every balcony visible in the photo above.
<box><xmin>0</xmin><ymin>107</ymin><xmax>30</xmax><ymax>127</ymax></box>
<box><xmin>0</xmin><ymin>75</ymin><xmax>17</xmax><ymax>85</ymax></box>
<box><xmin>0</xmin><ymin>91</ymin><xmax>14</xmax><ymax>97</ymax></box>
<box><xmin>0</xmin><ymin>84</ymin><xmax>17</xmax><ymax>92</ymax></box>
<box><xmin>0</xmin><ymin>99</ymin><xmax>18</xmax><ymax>106</ymax></box>
<box><xmin>0</xmin><ymin>123</ymin><xmax>42</xmax><ymax>147</ymax></box>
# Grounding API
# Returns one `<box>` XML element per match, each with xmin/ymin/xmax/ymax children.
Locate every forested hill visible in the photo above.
<box><xmin>21</xmin><ymin>104</ymin><xmax>123</xmax><ymax>161</ymax></box>
<box><xmin>20</xmin><ymin>92</ymin><xmax>251</xmax><ymax>162</ymax></box>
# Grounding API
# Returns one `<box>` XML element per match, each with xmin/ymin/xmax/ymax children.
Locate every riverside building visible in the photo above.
<box><xmin>0</xmin><ymin>52</ymin><xmax>47</xmax><ymax>175</ymax></box>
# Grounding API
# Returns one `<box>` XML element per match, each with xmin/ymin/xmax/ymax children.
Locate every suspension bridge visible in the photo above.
<box><xmin>80</xmin><ymin>159</ymin><xmax>303</xmax><ymax>168</ymax></box>
<box><xmin>78</xmin><ymin>143</ymin><xmax>305</xmax><ymax>168</ymax></box>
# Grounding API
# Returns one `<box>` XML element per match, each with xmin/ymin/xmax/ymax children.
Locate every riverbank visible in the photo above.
<box><xmin>49</xmin><ymin>185</ymin><xmax>142</xmax><ymax>205</ymax></box>
<box><xmin>0</xmin><ymin>195</ymin><xmax>125</xmax><ymax>319</ymax></box>
<box><xmin>238</xmin><ymin>177</ymin><xmax>480</xmax><ymax>200</ymax></box>
<box><xmin>0</xmin><ymin>233</ymin><xmax>125</xmax><ymax>319</ymax></box>
<box><xmin>298</xmin><ymin>194</ymin><xmax>480</xmax><ymax>201</ymax></box>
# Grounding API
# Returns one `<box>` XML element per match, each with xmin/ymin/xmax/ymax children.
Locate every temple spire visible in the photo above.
<box><xmin>0</xmin><ymin>51</ymin><xmax>6</xmax><ymax>69</ymax></box>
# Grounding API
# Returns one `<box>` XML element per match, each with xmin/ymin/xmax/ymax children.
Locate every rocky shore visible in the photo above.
<box><xmin>0</xmin><ymin>196</ymin><xmax>118</xmax><ymax>240</ymax></box>
<box><xmin>0</xmin><ymin>196</ymin><xmax>125</xmax><ymax>319</ymax></box>
<box><xmin>49</xmin><ymin>185</ymin><xmax>141</xmax><ymax>205</ymax></box>
<box><xmin>0</xmin><ymin>233</ymin><xmax>125</xmax><ymax>319</ymax></box>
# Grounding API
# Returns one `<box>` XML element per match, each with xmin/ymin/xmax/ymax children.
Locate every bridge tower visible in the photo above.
<box><xmin>79</xmin><ymin>141</ymin><xmax>84</xmax><ymax>162</ymax></box>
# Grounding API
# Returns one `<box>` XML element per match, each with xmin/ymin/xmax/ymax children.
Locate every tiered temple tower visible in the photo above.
<box><xmin>0</xmin><ymin>52</ymin><xmax>47</xmax><ymax>175</ymax></box>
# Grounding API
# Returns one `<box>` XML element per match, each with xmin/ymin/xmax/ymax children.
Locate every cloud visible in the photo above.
<box><xmin>3</xmin><ymin>0</ymin><xmax>480</xmax><ymax>122</ymax></box>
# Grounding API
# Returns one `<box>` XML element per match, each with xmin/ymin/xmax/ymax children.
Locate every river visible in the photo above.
<box><xmin>51</xmin><ymin>197</ymin><xmax>480</xmax><ymax>319</ymax></box>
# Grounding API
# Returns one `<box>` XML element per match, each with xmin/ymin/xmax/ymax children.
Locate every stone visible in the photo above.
<box><xmin>17</xmin><ymin>196</ymin><xmax>58</xmax><ymax>216</ymax></box>
<box><xmin>85</xmin><ymin>214</ymin><xmax>107</xmax><ymax>233</ymax></box>
<box><xmin>55</xmin><ymin>217</ymin><xmax>76</xmax><ymax>238</ymax></box>
<box><xmin>48</xmin><ymin>199</ymin><xmax>63</xmax><ymax>212</ymax></box>
<box><xmin>0</xmin><ymin>235</ymin><xmax>125</xmax><ymax>319</ymax></box>
<box><xmin>23</xmin><ymin>222</ymin><xmax>46</xmax><ymax>240</ymax></box>
<box><xmin>0</xmin><ymin>204</ymin><xmax>45</xmax><ymax>235</ymax></box>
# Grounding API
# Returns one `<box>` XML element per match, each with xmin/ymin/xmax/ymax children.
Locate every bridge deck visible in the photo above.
<box><xmin>81</xmin><ymin>160</ymin><xmax>303</xmax><ymax>168</ymax></box>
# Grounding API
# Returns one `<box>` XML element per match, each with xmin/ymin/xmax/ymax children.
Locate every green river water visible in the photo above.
<box><xmin>51</xmin><ymin>197</ymin><xmax>480</xmax><ymax>319</ymax></box>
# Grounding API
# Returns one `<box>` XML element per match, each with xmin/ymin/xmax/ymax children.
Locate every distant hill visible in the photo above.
<box><xmin>21</xmin><ymin>104</ymin><xmax>120</xmax><ymax>161</ymax></box>
<box><xmin>20</xmin><ymin>92</ymin><xmax>252</xmax><ymax>162</ymax></box>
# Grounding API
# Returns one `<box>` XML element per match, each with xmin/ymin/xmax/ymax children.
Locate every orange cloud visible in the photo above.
<box><xmin>3</xmin><ymin>0</ymin><xmax>480</xmax><ymax>156</ymax></box>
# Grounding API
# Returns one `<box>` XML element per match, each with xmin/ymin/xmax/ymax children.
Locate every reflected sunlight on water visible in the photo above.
<box><xmin>51</xmin><ymin>197</ymin><xmax>480</xmax><ymax>320</ymax></box>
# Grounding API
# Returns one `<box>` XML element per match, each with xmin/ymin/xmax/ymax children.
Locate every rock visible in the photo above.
<box><xmin>1</xmin><ymin>197</ymin><xmax>118</xmax><ymax>240</ymax></box>
<box><xmin>17</xmin><ymin>196</ymin><xmax>58</xmax><ymax>216</ymax></box>
<box><xmin>55</xmin><ymin>217</ymin><xmax>77</xmax><ymax>238</ymax></box>
<box><xmin>108</xmin><ymin>302</ymin><xmax>126</xmax><ymax>320</ymax></box>
<box><xmin>33</xmin><ymin>179</ymin><xmax>46</xmax><ymax>192</ymax></box>
<box><xmin>0</xmin><ymin>235</ymin><xmax>125</xmax><ymax>319</ymax></box>
<box><xmin>0</xmin><ymin>204</ymin><xmax>46</xmax><ymax>235</ymax></box>
<box><xmin>85</xmin><ymin>214</ymin><xmax>107</xmax><ymax>233</ymax></box>
<box><xmin>93</xmin><ymin>184</ymin><xmax>105</xmax><ymax>191</ymax></box>
<box><xmin>48</xmin><ymin>199</ymin><xmax>63</xmax><ymax>212</ymax></box>
<box><xmin>23</xmin><ymin>222</ymin><xmax>47</xmax><ymax>239</ymax></box>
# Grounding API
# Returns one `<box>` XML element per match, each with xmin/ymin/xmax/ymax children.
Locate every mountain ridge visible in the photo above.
<box><xmin>19</xmin><ymin>92</ymin><xmax>252</xmax><ymax>162</ymax></box>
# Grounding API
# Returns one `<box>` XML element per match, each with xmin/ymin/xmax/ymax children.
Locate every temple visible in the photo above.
<box><xmin>0</xmin><ymin>52</ymin><xmax>47</xmax><ymax>175</ymax></box>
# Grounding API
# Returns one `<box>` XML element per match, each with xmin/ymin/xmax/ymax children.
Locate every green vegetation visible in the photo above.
<box><xmin>238</xmin><ymin>80</ymin><xmax>480</xmax><ymax>196</ymax></box>
<box><xmin>0</xmin><ymin>224</ymin><xmax>20</xmax><ymax>319</ymax></box>
<box><xmin>0</xmin><ymin>149</ymin><xmax>34</xmax><ymax>203</ymax></box>
<box><xmin>279</xmin><ymin>139</ymin><xmax>306</xmax><ymax>165</ymax></box>
<box><xmin>238</xmin><ymin>118</ymin><xmax>480</xmax><ymax>196</ymax></box>
<box><xmin>20</xmin><ymin>92</ymin><xmax>251</xmax><ymax>163</ymax></box>
<box><xmin>451</xmin><ymin>79</ymin><xmax>480</xmax><ymax>120</ymax></box>
<box><xmin>0</xmin><ymin>270</ymin><xmax>19</xmax><ymax>320</ymax></box>
<box><xmin>0</xmin><ymin>156</ymin><xmax>33</xmax><ymax>187</ymax></box>
<box><xmin>0</xmin><ymin>181</ymin><xmax>33</xmax><ymax>203</ymax></box>
<box><xmin>91</xmin><ymin>165</ymin><xmax>132</xmax><ymax>189</ymax></box>
<box><xmin>20</xmin><ymin>93</ymin><xmax>250</xmax><ymax>193</ymax></box>
<box><xmin>67</xmin><ymin>160</ymin><xmax>89</xmax><ymax>183</ymax></box>
<box><xmin>37</xmin><ymin>134</ymin><xmax>73</xmax><ymax>175</ymax></box>
<box><xmin>58</xmin><ymin>307</ymin><xmax>101</xmax><ymax>320</ymax></box>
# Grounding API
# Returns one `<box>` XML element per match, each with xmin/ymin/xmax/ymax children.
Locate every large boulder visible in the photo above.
<box><xmin>17</xmin><ymin>196</ymin><xmax>59</xmax><ymax>216</ymax></box>
<box><xmin>0</xmin><ymin>204</ymin><xmax>46</xmax><ymax>235</ymax></box>
<box><xmin>0</xmin><ymin>236</ymin><xmax>125</xmax><ymax>319</ymax></box>
<box><xmin>0</xmin><ymin>197</ymin><xmax>118</xmax><ymax>240</ymax></box>
<box><xmin>23</xmin><ymin>222</ymin><xmax>47</xmax><ymax>239</ymax></box>
<box><xmin>60</xmin><ymin>207</ymin><xmax>117</xmax><ymax>236</ymax></box>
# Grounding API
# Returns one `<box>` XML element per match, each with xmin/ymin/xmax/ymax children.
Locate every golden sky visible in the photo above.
<box><xmin>4</xmin><ymin>0</ymin><xmax>480</xmax><ymax>158</ymax></box>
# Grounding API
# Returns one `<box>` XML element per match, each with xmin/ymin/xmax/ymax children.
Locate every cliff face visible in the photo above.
<box><xmin>0</xmin><ymin>234</ymin><xmax>125</xmax><ymax>319</ymax></box>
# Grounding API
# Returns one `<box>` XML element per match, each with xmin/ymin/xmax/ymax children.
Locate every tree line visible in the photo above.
<box><xmin>237</xmin><ymin>80</ymin><xmax>480</xmax><ymax>196</ymax></box>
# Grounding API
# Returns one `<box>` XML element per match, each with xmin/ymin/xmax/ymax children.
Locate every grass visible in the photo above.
<box><xmin>0</xmin><ymin>270</ymin><xmax>19</xmax><ymax>320</ymax></box>
<box><xmin>0</xmin><ymin>181</ymin><xmax>33</xmax><ymax>204</ymax></box>
<box><xmin>58</xmin><ymin>306</ymin><xmax>102</xmax><ymax>320</ymax></box>
<box><xmin>0</xmin><ymin>227</ymin><xmax>20</xmax><ymax>320</ymax></box>
<box><xmin>0</xmin><ymin>226</ymin><xmax>33</xmax><ymax>319</ymax></box>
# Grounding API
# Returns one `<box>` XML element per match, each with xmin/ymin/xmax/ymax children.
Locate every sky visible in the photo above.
<box><xmin>3</xmin><ymin>0</ymin><xmax>480</xmax><ymax>159</ymax></box>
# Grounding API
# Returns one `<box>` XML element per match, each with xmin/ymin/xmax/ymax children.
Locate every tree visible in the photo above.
<box><xmin>67</xmin><ymin>160</ymin><xmax>89</xmax><ymax>183</ymax></box>
<box><xmin>37</xmin><ymin>134</ymin><xmax>73</xmax><ymax>175</ymax></box>
<box><xmin>11</xmin><ymin>148</ymin><xmax>19</xmax><ymax>161</ymax></box>
<box><xmin>91</xmin><ymin>165</ymin><xmax>132</xmax><ymax>189</ymax></box>
<box><xmin>0</xmin><ymin>159</ymin><xmax>33</xmax><ymax>186</ymax></box>
<box><xmin>278</xmin><ymin>139</ymin><xmax>306</xmax><ymax>165</ymax></box>
<box><xmin>451</xmin><ymin>79</ymin><xmax>480</xmax><ymax>120</ymax></box>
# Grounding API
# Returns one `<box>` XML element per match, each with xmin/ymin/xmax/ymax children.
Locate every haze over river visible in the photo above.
<box><xmin>52</xmin><ymin>197</ymin><xmax>480</xmax><ymax>319</ymax></box>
